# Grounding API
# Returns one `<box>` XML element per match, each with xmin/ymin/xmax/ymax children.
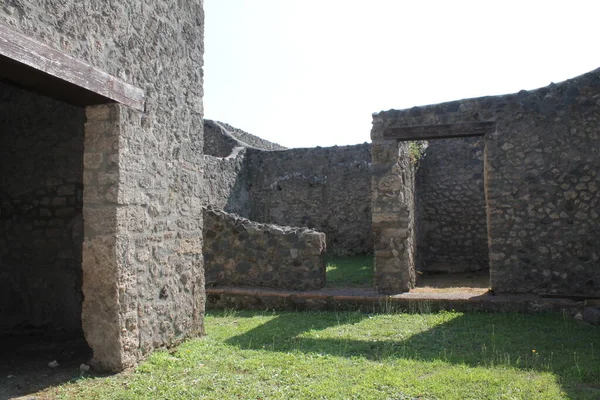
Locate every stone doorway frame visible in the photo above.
<box><xmin>371</xmin><ymin>119</ymin><xmax>496</xmax><ymax>294</ymax></box>
<box><xmin>0</xmin><ymin>23</ymin><xmax>145</xmax><ymax>370</ymax></box>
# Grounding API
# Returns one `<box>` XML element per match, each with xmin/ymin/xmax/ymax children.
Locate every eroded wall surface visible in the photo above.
<box><xmin>201</xmin><ymin>150</ymin><xmax>251</xmax><ymax>217</ymax></box>
<box><xmin>245</xmin><ymin>144</ymin><xmax>372</xmax><ymax>255</ymax></box>
<box><xmin>416</xmin><ymin>137</ymin><xmax>489</xmax><ymax>272</ymax></box>
<box><xmin>370</xmin><ymin>122</ymin><xmax>417</xmax><ymax>293</ymax></box>
<box><xmin>203</xmin><ymin>121</ymin><xmax>240</xmax><ymax>157</ymax></box>
<box><xmin>0</xmin><ymin>82</ymin><xmax>84</xmax><ymax>332</ymax></box>
<box><xmin>203</xmin><ymin>208</ymin><xmax>326</xmax><ymax>290</ymax></box>
<box><xmin>203</xmin><ymin>120</ymin><xmax>287</xmax><ymax>157</ymax></box>
<box><xmin>380</xmin><ymin>68</ymin><xmax>600</xmax><ymax>296</ymax></box>
<box><xmin>201</xmin><ymin>122</ymin><xmax>373</xmax><ymax>257</ymax></box>
<box><xmin>1</xmin><ymin>0</ymin><xmax>206</xmax><ymax>370</ymax></box>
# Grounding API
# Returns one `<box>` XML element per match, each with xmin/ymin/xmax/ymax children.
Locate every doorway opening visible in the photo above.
<box><xmin>0</xmin><ymin>81</ymin><xmax>92</xmax><ymax>396</ymax></box>
<box><xmin>414</xmin><ymin>137</ymin><xmax>489</xmax><ymax>294</ymax></box>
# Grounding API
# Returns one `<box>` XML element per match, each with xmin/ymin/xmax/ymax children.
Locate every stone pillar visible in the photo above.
<box><xmin>81</xmin><ymin>104</ymin><xmax>128</xmax><ymax>371</ymax></box>
<box><xmin>371</xmin><ymin>116</ymin><xmax>416</xmax><ymax>294</ymax></box>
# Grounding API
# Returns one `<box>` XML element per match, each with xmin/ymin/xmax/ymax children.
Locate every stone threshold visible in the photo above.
<box><xmin>206</xmin><ymin>286</ymin><xmax>587</xmax><ymax>314</ymax></box>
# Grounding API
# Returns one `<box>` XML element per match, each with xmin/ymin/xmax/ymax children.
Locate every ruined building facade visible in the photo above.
<box><xmin>1</xmin><ymin>1</ymin><xmax>205</xmax><ymax>371</ymax></box>
<box><xmin>202</xmin><ymin>120</ymin><xmax>373</xmax><ymax>258</ymax></box>
<box><xmin>1</xmin><ymin>0</ymin><xmax>598</xmax><ymax>375</ymax></box>
<box><xmin>372</xmin><ymin>69</ymin><xmax>600</xmax><ymax>296</ymax></box>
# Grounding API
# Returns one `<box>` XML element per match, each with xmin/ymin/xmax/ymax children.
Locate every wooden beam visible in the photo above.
<box><xmin>383</xmin><ymin>121</ymin><xmax>496</xmax><ymax>141</ymax></box>
<box><xmin>0</xmin><ymin>23</ymin><xmax>144</xmax><ymax>111</ymax></box>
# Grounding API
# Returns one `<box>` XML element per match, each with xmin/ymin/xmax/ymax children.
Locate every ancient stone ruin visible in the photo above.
<box><xmin>203</xmin><ymin>208</ymin><xmax>326</xmax><ymax>290</ymax></box>
<box><xmin>202</xmin><ymin>120</ymin><xmax>373</xmax><ymax>257</ymax></box>
<box><xmin>372</xmin><ymin>69</ymin><xmax>600</xmax><ymax>296</ymax></box>
<box><xmin>1</xmin><ymin>1</ymin><xmax>599</xmax><ymax>378</ymax></box>
<box><xmin>1</xmin><ymin>2</ymin><xmax>205</xmax><ymax>372</ymax></box>
<box><xmin>201</xmin><ymin>73</ymin><xmax>600</xmax><ymax>320</ymax></box>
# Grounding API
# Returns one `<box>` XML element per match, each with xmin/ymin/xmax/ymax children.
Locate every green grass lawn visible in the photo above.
<box><xmin>326</xmin><ymin>255</ymin><xmax>374</xmax><ymax>287</ymax></box>
<box><xmin>46</xmin><ymin>310</ymin><xmax>599</xmax><ymax>399</ymax></box>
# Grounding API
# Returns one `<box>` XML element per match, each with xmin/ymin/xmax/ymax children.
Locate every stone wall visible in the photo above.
<box><xmin>370</xmin><ymin>123</ymin><xmax>417</xmax><ymax>293</ymax></box>
<box><xmin>1</xmin><ymin>0</ymin><xmax>206</xmax><ymax>370</ymax></box>
<box><xmin>201</xmin><ymin>121</ymin><xmax>372</xmax><ymax>256</ymax></box>
<box><xmin>245</xmin><ymin>144</ymin><xmax>372</xmax><ymax>255</ymax></box>
<box><xmin>0</xmin><ymin>82</ymin><xmax>85</xmax><ymax>332</ymax></box>
<box><xmin>203</xmin><ymin>120</ymin><xmax>286</xmax><ymax>157</ymax></box>
<box><xmin>203</xmin><ymin>120</ymin><xmax>240</xmax><ymax>157</ymax></box>
<box><xmin>201</xmin><ymin>150</ymin><xmax>250</xmax><ymax>216</ymax></box>
<box><xmin>203</xmin><ymin>208</ymin><xmax>326</xmax><ymax>290</ymax></box>
<box><xmin>377</xmin><ymin>68</ymin><xmax>600</xmax><ymax>296</ymax></box>
<box><xmin>416</xmin><ymin>137</ymin><xmax>489</xmax><ymax>272</ymax></box>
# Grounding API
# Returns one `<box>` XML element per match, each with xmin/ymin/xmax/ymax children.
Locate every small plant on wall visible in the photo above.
<box><xmin>408</xmin><ymin>140</ymin><xmax>428</xmax><ymax>168</ymax></box>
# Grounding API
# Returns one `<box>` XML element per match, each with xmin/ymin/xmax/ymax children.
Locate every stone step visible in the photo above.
<box><xmin>206</xmin><ymin>286</ymin><xmax>585</xmax><ymax>315</ymax></box>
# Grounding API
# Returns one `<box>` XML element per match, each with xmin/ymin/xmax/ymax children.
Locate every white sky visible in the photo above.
<box><xmin>204</xmin><ymin>0</ymin><xmax>600</xmax><ymax>148</ymax></box>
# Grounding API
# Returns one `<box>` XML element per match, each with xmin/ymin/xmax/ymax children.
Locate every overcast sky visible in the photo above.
<box><xmin>203</xmin><ymin>1</ymin><xmax>600</xmax><ymax>148</ymax></box>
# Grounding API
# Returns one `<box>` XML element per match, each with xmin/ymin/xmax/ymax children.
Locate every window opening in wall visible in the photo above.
<box><xmin>413</xmin><ymin>137</ymin><xmax>490</xmax><ymax>294</ymax></box>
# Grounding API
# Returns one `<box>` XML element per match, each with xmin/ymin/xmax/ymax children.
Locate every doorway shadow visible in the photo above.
<box><xmin>0</xmin><ymin>329</ymin><xmax>96</xmax><ymax>398</ymax></box>
<box><xmin>225</xmin><ymin>311</ymin><xmax>600</xmax><ymax>398</ymax></box>
<box><xmin>415</xmin><ymin>269</ymin><xmax>490</xmax><ymax>290</ymax></box>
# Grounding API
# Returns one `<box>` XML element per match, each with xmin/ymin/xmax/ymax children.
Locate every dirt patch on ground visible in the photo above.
<box><xmin>413</xmin><ymin>270</ymin><xmax>490</xmax><ymax>295</ymax></box>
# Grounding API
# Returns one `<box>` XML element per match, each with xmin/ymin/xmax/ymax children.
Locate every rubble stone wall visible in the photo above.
<box><xmin>1</xmin><ymin>0</ymin><xmax>206</xmax><ymax>370</ymax></box>
<box><xmin>416</xmin><ymin>137</ymin><xmax>489</xmax><ymax>272</ymax></box>
<box><xmin>203</xmin><ymin>208</ymin><xmax>326</xmax><ymax>290</ymax></box>
<box><xmin>203</xmin><ymin>121</ymin><xmax>240</xmax><ymax>157</ymax></box>
<box><xmin>203</xmin><ymin>120</ymin><xmax>286</xmax><ymax>157</ymax></box>
<box><xmin>370</xmin><ymin>122</ymin><xmax>417</xmax><ymax>293</ymax></box>
<box><xmin>0</xmin><ymin>82</ymin><xmax>85</xmax><ymax>333</ymax></box>
<box><xmin>201</xmin><ymin>150</ymin><xmax>251</xmax><ymax>217</ymax></box>
<box><xmin>245</xmin><ymin>144</ymin><xmax>372</xmax><ymax>255</ymax></box>
<box><xmin>379</xmin><ymin>68</ymin><xmax>600</xmax><ymax>296</ymax></box>
<box><xmin>209</xmin><ymin>120</ymin><xmax>287</xmax><ymax>151</ymax></box>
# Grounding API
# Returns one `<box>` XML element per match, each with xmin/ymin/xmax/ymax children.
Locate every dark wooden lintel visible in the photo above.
<box><xmin>0</xmin><ymin>23</ymin><xmax>144</xmax><ymax>110</ymax></box>
<box><xmin>383</xmin><ymin>121</ymin><xmax>496</xmax><ymax>141</ymax></box>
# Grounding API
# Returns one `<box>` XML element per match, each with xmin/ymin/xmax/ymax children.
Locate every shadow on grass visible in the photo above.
<box><xmin>224</xmin><ymin>311</ymin><xmax>600</xmax><ymax>399</ymax></box>
<box><xmin>415</xmin><ymin>270</ymin><xmax>490</xmax><ymax>289</ymax></box>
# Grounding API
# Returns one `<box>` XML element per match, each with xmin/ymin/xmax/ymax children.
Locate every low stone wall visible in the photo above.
<box><xmin>203</xmin><ymin>208</ymin><xmax>326</xmax><ymax>290</ymax></box>
<box><xmin>206</xmin><ymin>287</ymin><xmax>590</xmax><ymax>316</ymax></box>
<box><xmin>416</xmin><ymin>137</ymin><xmax>489</xmax><ymax>272</ymax></box>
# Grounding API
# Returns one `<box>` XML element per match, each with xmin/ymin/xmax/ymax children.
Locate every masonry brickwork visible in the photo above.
<box><xmin>370</xmin><ymin>129</ymin><xmax>417</xmax><ymax>293</ymax></box>
<box><xmin>245</xmin><ymin>144</ymin><xmax>372</xmax><ymax>256</ymax></box>
<box><xmin>1</xmin><ymin>0</ymin><xmax>206</xmax><ymax>371</ymax></box>
<box><xmin>376</xmin><ymin>68</ymin><xmax>600</xmax><ymax>296</ymax></box>
<box><xmin>203</xmin><ymin>208</ymin><xmax>326</xmax><ymax>290</ymax></box>
<box><xmin>203</xmin><ymin>120</ymin><xmax>287</xmax><ymax>157</ymax></box>
<box><xmin>3</xmin><ymin>2</ymin><xmax>599</xmax><ymax>376</ymax></box>
<box><xmin>201</xmin><ymin>147</ymin><xmax>250</xmax><ymax>216</ymax></box>
<box><xmin>202</xmin><ymin>120</ymin><xmax>373</xmax><ymax>257</ymax></box>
